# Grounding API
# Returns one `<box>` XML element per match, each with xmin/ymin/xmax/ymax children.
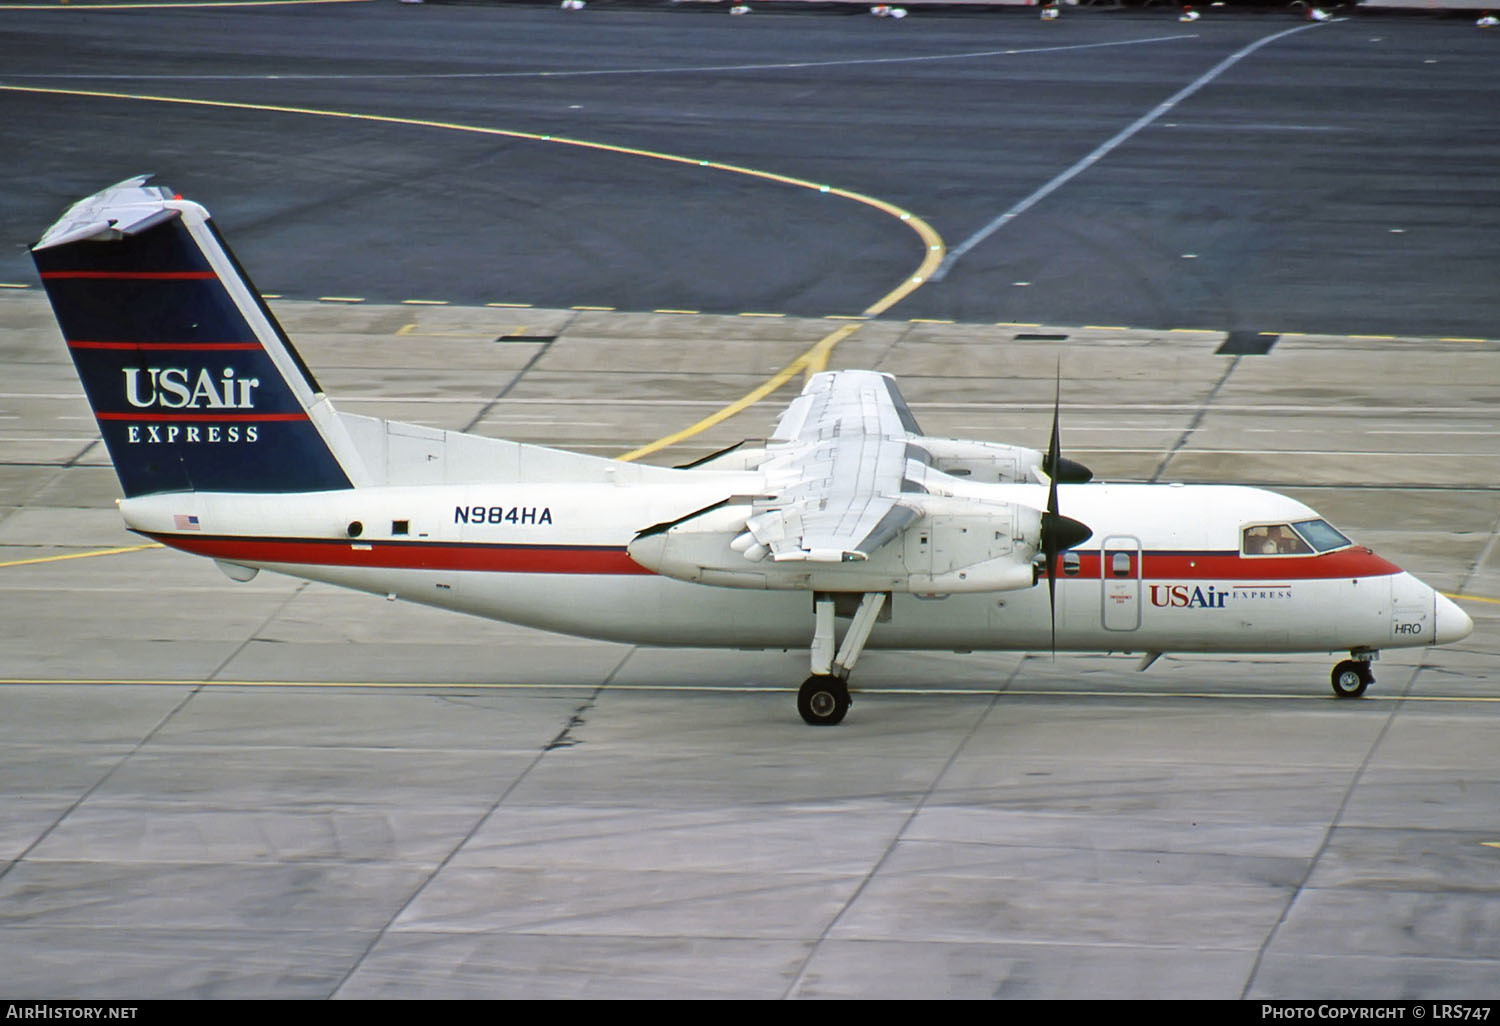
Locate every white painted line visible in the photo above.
<box><xmin>6</xmin><ymin>35</ymin><xmax>1199</xmax><ymax>84</ymax></box>
<box><xmin>1366</xmin><ymin>429</ymin><xmax>1500</xmax><ymax>437</ymax></box>
<box><xmin>933</xmin><ymin>20</ymin><xmax>1328</xmax><ymax>281</ymax></box>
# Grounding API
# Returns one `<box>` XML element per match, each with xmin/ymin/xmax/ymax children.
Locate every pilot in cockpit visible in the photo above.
<box><xmin>1245</xmin><ymin>524</ymin><xmax>1313</xmax><ymax>555</ymax></box>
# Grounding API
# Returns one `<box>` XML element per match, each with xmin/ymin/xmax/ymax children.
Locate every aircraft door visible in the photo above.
<box><xmin>1101</xmin><ymin>535</ymin><xmax>1142</xmax><ymax>631</ymax></box>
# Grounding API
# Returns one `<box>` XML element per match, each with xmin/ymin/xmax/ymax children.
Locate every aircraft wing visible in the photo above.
<box><xmin>743</xmin><ymin>370</ymin><xmax>927</xmax><ymax>563</ymax></box>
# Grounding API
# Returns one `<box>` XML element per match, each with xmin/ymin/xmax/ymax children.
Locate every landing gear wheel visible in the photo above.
<box><xmin>1331</xmin><ymin>659</ymin><xmax>1373</xmax><ymax>699</ymax></box>
<box><xmin>798</xmin><ymin>675</ymin><xmax>850</xmax><ymax>726</ymax></box>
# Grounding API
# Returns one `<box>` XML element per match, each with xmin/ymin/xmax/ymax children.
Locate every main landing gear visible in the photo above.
<box><xmin>1331</xmin><ymin>651</ymin><xmax>1377</xmax><ymax>699</ymax></box>
<box><xmin>798</xmin><ymin>675</ymin><xmax>850</xmax><ymax>726</ymax></box>
<box><xmin>798</xmin><ymin>592</ymin><xmax>887</xmax><ymax>726</ymax></box>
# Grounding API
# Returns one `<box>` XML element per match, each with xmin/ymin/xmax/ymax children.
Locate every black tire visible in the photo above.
<box><xmin>798</xmin><ymin>675</ymin><xmax>850</xmax><ymax>726</ymax></box>
<box><xmin>1331</xmin><ymin>659</ymin><xmax>1371</xmax><ymax>699</ymax></box>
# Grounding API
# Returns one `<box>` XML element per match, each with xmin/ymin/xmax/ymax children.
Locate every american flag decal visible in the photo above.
<box><xmin>173</xmin><ymin>514</ymin><xmax>200</xmax><ymax>531</ymax></box>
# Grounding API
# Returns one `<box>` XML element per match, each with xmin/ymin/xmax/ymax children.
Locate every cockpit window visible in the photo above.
<box><xmin>1242</xmin><ymin>524</ymin><xmax>1313</xmax><ymax>556</ymax></box>
<box><xmin>1291</xmin><ymin>518</ymin><xmax>1352</xmax><ymax>553</ymax></box>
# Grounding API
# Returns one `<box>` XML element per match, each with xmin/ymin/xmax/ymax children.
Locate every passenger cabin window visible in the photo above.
<box><xmin>1110</xmin><ymin>552</ymin><xmax>1133</xmax><ymax>578</ymax></box>
<box><xmin>1062</xmin><ymin>551</ymin><xmax>1080</xmax><ymax>576</ymax></box>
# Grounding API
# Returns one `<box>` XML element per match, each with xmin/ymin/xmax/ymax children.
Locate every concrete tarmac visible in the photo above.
<box><xmin>1</xmin><ymin>288</ymin><xmax>1496</xmax><ymax>999</ymax></box>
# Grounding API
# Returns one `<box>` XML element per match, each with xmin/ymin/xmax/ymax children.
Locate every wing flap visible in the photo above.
<box><xmin>747</xmin><ymin>370</ymin><xmax>927</xmax><ymax>562</ymax></box>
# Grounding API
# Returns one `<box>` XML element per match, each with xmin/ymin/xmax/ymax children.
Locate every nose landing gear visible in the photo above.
<box><xmin>1331</xmin><ymin>653</ymin><xmax>1376</xmax><ymax>698</ymax></box>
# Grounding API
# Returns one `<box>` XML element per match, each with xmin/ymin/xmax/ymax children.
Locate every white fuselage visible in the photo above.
<box><xmin>120</xmin><ymin>477</ymin><xmax>1471</xmax><ymax>657</ymax></box>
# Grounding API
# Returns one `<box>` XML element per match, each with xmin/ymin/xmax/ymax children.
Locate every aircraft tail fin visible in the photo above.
<box><xmin>31</xmin><ymin>176</ymin><xmax>357</xmax><ymax>498</ymax></box>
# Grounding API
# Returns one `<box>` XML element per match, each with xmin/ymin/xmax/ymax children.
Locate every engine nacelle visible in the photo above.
<box><xmin>627</xmin><ymin>499</ymin><xmax>1041</xmax><ymax>594</ymax></box>
<box><xmin>917</xmin><ymin>438</ymin><xmax>1042</xmax><ymax>484</ymax></box>
<box><xmin>902</xmin><ymin>505</ymin><xmax>1040</xmax><ymax>593</ymax></box>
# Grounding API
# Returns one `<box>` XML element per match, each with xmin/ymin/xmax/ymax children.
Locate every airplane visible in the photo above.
<box><xmin>31</xmin><ymin>177</ymin><xmax>1473</xmax><ymax>725</ymax></box>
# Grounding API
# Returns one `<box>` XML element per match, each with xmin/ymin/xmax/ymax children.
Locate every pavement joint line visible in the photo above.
<box><xmin>1149</xmin><ymin>355</ymin><xmax>1241</xmax><ymax>483</ymax></box>
<box><xmin>1243</xmin><ymin>607</ymin><xmax>1404</xmax><ymax>999</ymax></box>
<box><xmin>786</xmin><ymin>656</ymin><xmax>1009</xmax><ymax>998</ymax></box>
<box><xmin>460</xmin><ymin>324</ymin><xmax>565</xmax><ymax>435</ymax></box>
<box><xmin>329</xmin><ymin>647</ymin><xmax>641</xmax><ymax>998</ymax></box>
<box><xmin>614</xmin><ymin>321</ymin><xmax>864</xmax><ymax>463</ymax></box>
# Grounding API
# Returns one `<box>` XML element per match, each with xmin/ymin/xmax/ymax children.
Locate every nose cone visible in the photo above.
<box><xmin>1435</xmin><ymin>592</ymin><xmax>1474</xmax><ymax>645</ymax></box>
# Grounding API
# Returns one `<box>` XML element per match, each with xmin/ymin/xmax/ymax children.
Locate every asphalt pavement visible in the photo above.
<box><xmin>1</xmin><ymin>3</ymin><xmax>1497</xmax><ymax>336</ymax></box>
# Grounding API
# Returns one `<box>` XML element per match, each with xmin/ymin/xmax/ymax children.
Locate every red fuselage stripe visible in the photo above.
<box><xmin>148</xmin><ymin>534</ymin><xmax>653</xmax><ymax>575</ymax></box>
<box><xmin>146</xmin><ymin>534</ymin><xmax>1403</xmax><ymax>581</ymax></box>
<box><xmin>1063</xmin><ymin>548</ymin><xmax>1401</xmax><ymax>581</ymax></box>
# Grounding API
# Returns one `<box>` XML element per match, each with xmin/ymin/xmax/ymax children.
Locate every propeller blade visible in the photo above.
<box><xmin>1042</xmin><ymin>372</ymin><xmax>1092</xmax><ymax>483</ymax></box>
<box><xmin>1045</xmin><ymin>371</ymin><xmax>1064</xmax><ymax>654</ymax></box>
<box><xmin>1047</xmin><ymin>553</ymin><xmax>1057</xmax><ymax>655</ymax></box>
<box><xmin>1039</xmin><ymin>366</ymin><xmax>1094</xmax><ymax>655</ymax></box>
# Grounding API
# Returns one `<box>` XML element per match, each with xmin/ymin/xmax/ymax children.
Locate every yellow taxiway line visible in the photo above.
<box><xmin>0</xmin><ymin>82</ymin><xmax>946</xmax><ymax>462</ymax></box>
<box><xmin>0</xmin><ymin>543</ymin><xmax>162</xmax><ymax>569</ymax></box>
<box><xmin>614</xmin><ymin>322</ymin><xmax>863</xmax><ymax>463</ymax></box>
